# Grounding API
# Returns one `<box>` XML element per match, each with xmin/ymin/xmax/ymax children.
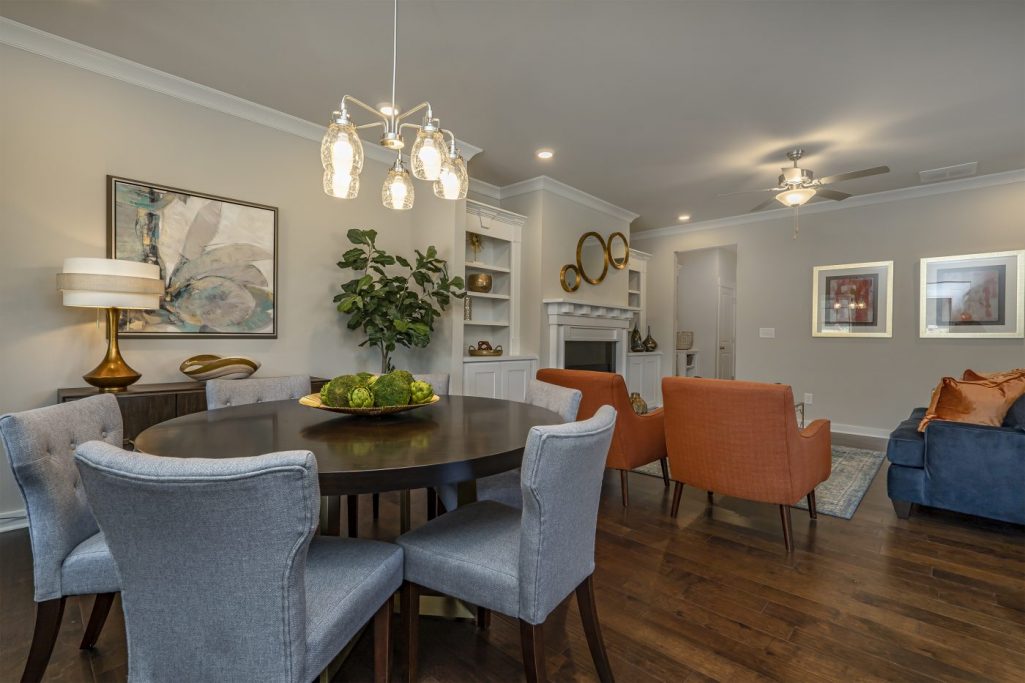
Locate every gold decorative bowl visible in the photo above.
<box><xmin>179</xmin><ymin>354</ymin><xmax>260</xmax><ymax>381</ymax></box>
<box><xmin>298</xmin><ymin>393</ymin><xmax>440</xmax><ymax>416</ymax></box>
<box><xmin>468</xmin><ymin>345</ymin><xmax>503</xmax><ymax>357</ymax></box>
<box><xmin>467</xmin><ymin>273</ymin><xmax>493</xmax><ymax>293</ymax></box>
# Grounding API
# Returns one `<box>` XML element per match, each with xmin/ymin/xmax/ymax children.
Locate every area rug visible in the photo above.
<box><xmin>633</xmin><ymin>445</ymin><xmax>885</xmax><ymax>520</ymax></box>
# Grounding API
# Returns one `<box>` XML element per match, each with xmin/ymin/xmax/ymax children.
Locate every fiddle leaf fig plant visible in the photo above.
<box><xmin>333</xmin><ymin>228</ymin><xmax>464</xmax><ymax>373</ymax></box>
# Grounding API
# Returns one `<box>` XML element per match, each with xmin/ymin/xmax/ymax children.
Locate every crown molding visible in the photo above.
<box><xmin>0</xmin><ymin>18</ymin><xmax>482</xmax><ymax>165</ymax></box>
<box><xmin>468</xmin><ymin>178</ymin><xmax>502</xmax><ymax>200</ymax></box>
<box><xmin>499</xmin><ymin>175</ymin><xmax>640</xmax><ymax>224</ymax></box>
<box><xmin>633</xmin><ymin>168</ymin><xmax>1025</xmax><ymax>241</ymax></box>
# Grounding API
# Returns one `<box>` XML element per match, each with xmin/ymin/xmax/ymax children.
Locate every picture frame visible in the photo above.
<box><xmin>919</xmin><ymin>250</ymin><xmax>1024</xmax><ymax>339</ymax></box>
<box><xmin>812</xmin><ymin>260</ymin><xmax>893</xmax><ymax>338</ymax></box>
<box><xmin>107</xmin><ymin>176</ymin><xmax>278</xmax><ymax>338</ymax></box>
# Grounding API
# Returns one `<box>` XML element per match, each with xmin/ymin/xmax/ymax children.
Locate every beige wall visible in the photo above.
<box><xmin>0</xmin><ymin>46</ymin><xmax>461</xmax><ymax>515</ymax></box>
<box><xmin>637</xmin><ymin>180</ymin><xmax>1025</xmax><ymax>433</ymax></box>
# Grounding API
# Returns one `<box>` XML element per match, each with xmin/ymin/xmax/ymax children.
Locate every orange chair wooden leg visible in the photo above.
<box><xmin>779</xmin><ymin>505</ymin><xmax>794</xmax><ymax>552</ymax></box>
<box><xmin>670</xmin><ymin>482</ymin><xmax>684</xmax><ymax>517</ymax></box>
<box><xmin>806</xmin><ymin>490</ymin><xmax>818</xmax><ymax>520</ymax></box>
<box><xmin>619</xmin><ymin>470</ymin><xmax>629</xmax><ymax>507</ymax></box>
<box><xmin>659</xmin><ymin>458</ymin><xmax>670</xmax><ymax>488</ymax></box>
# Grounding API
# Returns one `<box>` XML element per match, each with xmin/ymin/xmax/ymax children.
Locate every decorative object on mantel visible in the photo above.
<box><xmin>919</xmin><ymin>250</ymin><xmax>1024</xmax><ymax>339</ymax></box>
<box><xmin>560</xmin><ymin>264</ymin><xmax>581</xmax><ymax>292</ymax></box>
<box><xmin>179</xmin><ymin>354</ymin><xmax>260</xmax><ymax>382</ymax></box>
<box><xmin>630</xmin><ymin>325</ymin><xmax>645</xmax><ymax>352</ymax></box>
<box><xmin>607</xmin><ymin>232</ymin><xmax>630</xmax><ymax>270</ymax></box>
<box><xmin>468</xmin><ymin>340</ymin><xmax>503</xmax><ymax>357</ymax></box>
<box><xmin>467</xmin><ymin>273</ymin><xmax>493</xmax><ymax>293</ymax></box>
<box><xmin>676</xmin><ymin>330</ymin><xmax>694</xmax><ymax>350</ymax></box>
<box><xmin>334</xmin><ymin>229</ymin><xmax>464</xmax><ymax>373</ymax></box>
<box><xmin>463</xmin><ymin>296</ymin><xmax>472</xmax><ymax>320</ymax></box>
<box><xmin>57</xmin><ymin>257</ymin><xmax>163</xmax><ymax>392</ymax></box>
<box><xmin>812</xmin><ymin>261</ymin><xmax>893</xmax><ymax>338</ymax></box>
<box><xmin>629</xmin><ymin>392</ymin><xmax>649</xmax><ymax>415</ymax></box>
<box><xmin>108</xmin><ymin>176</ymin><xmax>277</xmax><ymax>338</ymax></box>
<box><xmin>319</xmin><ymin>0</ymin><xmax>468</xmax><ymax>207</ymax></box>
<box><xmin>643</xmin><ymin>326</ymin><xmax>658</xmax><ymax>351</ymax></box>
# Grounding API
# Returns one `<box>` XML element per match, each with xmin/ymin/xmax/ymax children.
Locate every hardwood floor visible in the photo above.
<box><xmin>1</xmin><ymin>464</ymin><xmax>1022</xmax><ymax>682</ymax></box>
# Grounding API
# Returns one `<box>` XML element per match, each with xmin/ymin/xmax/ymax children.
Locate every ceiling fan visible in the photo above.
<box><xmin>722</xmin><ymin>149</ymin><xmax>890</xmax><ymax>212</ymax></box>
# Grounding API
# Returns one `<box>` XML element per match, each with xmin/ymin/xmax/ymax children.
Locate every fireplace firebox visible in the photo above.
<box><xmin>564</xmin><ymin>341</ymin><xmax>616</xmax><ymax>373</ymax></box>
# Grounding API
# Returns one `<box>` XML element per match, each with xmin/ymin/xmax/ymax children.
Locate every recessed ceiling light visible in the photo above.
<box><xmin>378</xmin><ymin>104</ymin><xmax>400</xmax><ymax>117</ymax></box>
<box><xmin>677</xmin><ymin>214</ymin><xmax>691</xmax><ymax>222</ymax></box>
<box><xmin>536</xmin><ymin>148</ymin><xmax>554</xmax><ymax>160</ymax></box>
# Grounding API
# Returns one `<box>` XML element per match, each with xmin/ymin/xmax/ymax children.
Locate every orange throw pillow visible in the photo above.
<box><xmin>962</xmin><ymin>368</ymin><xmax>1025</xmax><ymax>381</ymax></box>
<box><xmin>919</xmin><ymin>372</ymin><xmax>1025</xmax><ymax>432</ymax></box>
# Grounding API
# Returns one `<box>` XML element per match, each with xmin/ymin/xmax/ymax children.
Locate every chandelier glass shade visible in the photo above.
<box><xmin>320</xmin><ymin>0</ymin><xmax>467</xmax><ymax>209</ymax></box>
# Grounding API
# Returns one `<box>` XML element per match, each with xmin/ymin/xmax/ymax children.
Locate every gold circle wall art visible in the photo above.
<box><xmin>576</xmin><ymin>231</ymin><xmax>609</xmax><ymax>285</ymax></box>
<box><xmin>607</xmin><ymin>232</ymin><xmax>630</xmax><ymax>269</ymax></box>
<box><xmin>560</xmin><ymin>264</ymin><xmax>581</xmax><ymax>292</ymax></box>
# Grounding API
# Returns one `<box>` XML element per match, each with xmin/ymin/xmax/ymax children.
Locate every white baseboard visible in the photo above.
<box><xmin>830</xmin><ymin>423</ymin><xmax>891</xmax><ymax>440</ymax></box>
<box><xmin>0</xmin><ymin>509</ymin><xmax>28</xmax><ymax>534</ymax></box>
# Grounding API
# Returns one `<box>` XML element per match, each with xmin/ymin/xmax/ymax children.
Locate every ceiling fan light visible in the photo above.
<box><xmin>323</xmin><ymin>167</ymin><xmax>359</xmax><ymax>199</ymax></box>
<box><xmin>411</xmin><ymin>128</ymin><xmax>446</xmax><ymax>181</ymax></box>
<box><xmin>382</xmin><ymin>158</ymin><xmax>414</xmax><ymax>210</ymax></box>
<box><xmin>321</xmin><ymin>114</ymin><xmax>364</xmax><ymax>175</ymax></box>
<box><xmin>776</xmin><ymin>188</ymin><xmax>816</xmax><ymax>207</ymax></box>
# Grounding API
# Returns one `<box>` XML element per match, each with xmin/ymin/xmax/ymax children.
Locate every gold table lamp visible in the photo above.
<box><xmin>57</xmin><ymin>258</ymin><xmax>163</xmax><ymax>392</ymax></box>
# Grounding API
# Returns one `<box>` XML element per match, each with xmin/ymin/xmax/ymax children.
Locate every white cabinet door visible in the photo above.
<box><xmin>641</xmin><ymin>354</ymin><xmax>662</xmax><ymax>407</ymax></box>
<box><xmin>502</xmin><ymin>362</ymin><xmax>532</xmax><ymax>402</ymax></box>
<box><xmin>625</xmin><ymin>355</ymin><xmax>644</xmax><ymax>397</ymax></box>
<box><xmin>463</xmin><ymin>363</ymin><xmax>502</xmax><ymax>399</ymax></box>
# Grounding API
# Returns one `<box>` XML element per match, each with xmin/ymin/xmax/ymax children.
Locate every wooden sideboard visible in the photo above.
<box><xmin>58</xmin><ymin>378</ymin><xmax>328</xmax><ymax>442</ymax></box>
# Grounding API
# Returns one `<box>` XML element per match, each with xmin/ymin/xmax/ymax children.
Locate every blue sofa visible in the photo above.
<box><xmin>886</xmin><ymin>395</ymin><xmax>1025</xmax><ymax>524</ymax></box>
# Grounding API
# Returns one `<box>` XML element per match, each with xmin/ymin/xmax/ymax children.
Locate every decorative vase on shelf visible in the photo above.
<box><xmin>643</xmin><ymin>326</ymin><xmax>658</xmax><ymax>352</ymax></box>
<box><xmin>630</xmin><ymin>325</ymin><xmax>645</xmax><ymax>352</ymax></box>
<box><xmin>629</xmin><ymin>392</ymin><xmax>648</xmax><ymax>415</ymax></box>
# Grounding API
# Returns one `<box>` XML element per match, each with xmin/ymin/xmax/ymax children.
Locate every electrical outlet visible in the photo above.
<box><xmin>804</xmin><ymin>393</ymin><xmax>814</xmax><ymax>405</ymax></box>
<box><xmin>759</xmin><ymin>328</ymin><xmax>775</xmax><ymax>338</ymax></box>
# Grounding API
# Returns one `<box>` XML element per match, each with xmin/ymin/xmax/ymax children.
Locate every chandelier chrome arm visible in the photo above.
<box><xmin>341</xmin><ymin>94</ymin><xmax>390</xmax><ymax>124</ymax></box>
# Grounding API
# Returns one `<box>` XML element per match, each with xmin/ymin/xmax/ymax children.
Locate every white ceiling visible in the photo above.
<box><xmin>3</xmin><ymin>1</ymin><xmax>1023</xmax><ymax>229</ymax></box>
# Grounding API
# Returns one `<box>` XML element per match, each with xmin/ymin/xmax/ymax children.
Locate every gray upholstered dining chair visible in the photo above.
<box><xmin>205</xmin><ymin>374</ymin><xmax>311</xmax><ymax>410</ymax></box>
<box><xmin>476</xmin><ymin>379</ymin><xmax>583</xmax><ymax>508</ymax></box>
<box><xmin>74</xmin><ymin>442</ymin><xmax>402</xmax><ymax>683</ymax></box>
<box><xmin>0</xmin><ymin>394</ymin><xmax>123</xmax><ymax>682</ymax></box>
<box><xmin>398</xmin><ymin>406</ymin><xmax>617</xmax><ymax>683</ymax></box>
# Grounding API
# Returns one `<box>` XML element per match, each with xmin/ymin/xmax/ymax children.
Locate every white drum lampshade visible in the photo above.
<box><xmin>56</xmin><ymin>257</ymin><xmax>163</xmax><ymax>392</ymax></box>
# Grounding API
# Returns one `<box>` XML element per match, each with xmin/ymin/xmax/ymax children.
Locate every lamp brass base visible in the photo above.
<box><xmin>83</xmin><ymin>308</ymin><xmax>141</xmax><ymax>393</ymax></box>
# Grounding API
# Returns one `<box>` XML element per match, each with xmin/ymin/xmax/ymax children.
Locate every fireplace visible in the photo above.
<box><xmin>565</xmin><ymin>341</ymin><xmax>616</xmax><ymax>373</ymax></box>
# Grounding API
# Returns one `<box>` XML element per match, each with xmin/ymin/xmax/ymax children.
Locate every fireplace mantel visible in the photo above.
<box><xmin>543</xmin><ymin>299</ymin><xmax>636</xmax><ymax>371</ymax></box>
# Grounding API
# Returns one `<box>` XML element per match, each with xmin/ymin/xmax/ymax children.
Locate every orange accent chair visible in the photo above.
<box><xmin>661</xmin><ymin>377</ymin><xmax>831</xmax><ymax>552</ymax></box>
<box><xmin>536</xmin><ymin>369</ymin><xmax>668</xmax><ymax>506</ymax></box>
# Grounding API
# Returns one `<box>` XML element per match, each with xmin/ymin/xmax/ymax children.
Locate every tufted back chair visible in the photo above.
<box><xmin>0</xmin><ymin>393</ymin><xmax>123</xmax><ymax>601</ymax></box>
<box><xmin>205</xmin><ymin>375</ymin><xmax>311</xmax><ymax>410</ymax></box>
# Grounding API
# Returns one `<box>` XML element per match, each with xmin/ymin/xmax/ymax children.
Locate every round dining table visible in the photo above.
<box><xmin>133</xmin><ymin>394</ymin><xmax>563</xmax><ymax>500</ymax></box>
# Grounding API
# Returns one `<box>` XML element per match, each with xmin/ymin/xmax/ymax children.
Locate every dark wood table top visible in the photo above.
<box><xmin>133</xmin><ymin>395</ymin><xmax>563</xmax><ymax>496</ymax></box>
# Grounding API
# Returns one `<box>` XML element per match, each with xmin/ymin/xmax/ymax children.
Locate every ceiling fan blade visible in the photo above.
<box><xmin>749</xmin><ymin>197</ymin><xmax>780</xmax><ymax>212</ymax></box>
<box><xmin>818</xmin><ymin>165</ymin><xmax>890</xmax><ymax>185</ymax></box>
<box><xmin>717</xmin><ymin>188</ymin><xmax>779</xmax><ymax>197</ymax></box>
<box><xmin>815</xmin><ymin>188</ymin><xmax>853</xmax><ymax>201</ymax></box>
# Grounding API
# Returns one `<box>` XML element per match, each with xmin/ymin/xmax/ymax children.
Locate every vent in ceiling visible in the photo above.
<box><xmin>919</xmin><ymin>162</ymin><xmax>978</xmax><ymax>184</ymax></box>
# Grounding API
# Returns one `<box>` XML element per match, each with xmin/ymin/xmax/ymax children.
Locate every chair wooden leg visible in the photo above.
<box><xmin>619</xmin><ymin>470</ymin><xmax>629</xmax><ymax>507</ymax></box>
<box><xmin>373</xmin><ymin>600</ymin><xmax>391</xmax><ymax>683</ymax></box>
<box><xmin>79</xmin><ymin>592</ymin><xmax>116</xmax><ymax>649</ymax></box>
<box><xmin>347</xmin><ymin>495</ymin><xmax>359</xmax><ymax>538</ymax></box>
<box><xmin>707</xmin><ymin>491</ymin><xmax>714</xmax><ymax>505</ymax></box>
<box><xmin>670</xmin><ymin>481</ymin><xmax>684</xmax><ymax>518</ymax></box>
<box><xmin>476</xmin><ymin>605</ymin><xmax>491</xmax><ymax>631</ymax></box>
<box><xmin>659</xmin><ymin>458</ymin><xmax>670</xmax><ymax>488</ymax></box>
<box><xmin>892</xmin><ymin>499</ymin><xmax>912</xmax><ymax>519</ymax></box>
<box><xmin>402</xmin><ymin>582</ymin><xmax>419</xmax><ymax>683</ymax></box>
<box><xmin>779</xmin><ymin>504</ymin><xmax>794</xmax><ymax>553</ymax></box>
<box><xmin>426</xmin><ymin>487</ymin><xmax>438</xmax><ymax>520</ymax></box>
<box><xmin>372</xmin><ymin>492</ymin><xmax>380</xmax><ymax>520</ymax></box>
<box><xmin>806</xmin><ymin>490</ymin><xmax>818</xmax><ymax>520</ymax></box>
<box><xmin>575</xmin><ymin>575</ymin><xmax>615</xmax><ymax>683</ymax></box>
<box><xmin>22</xmin><ymin>597</ymin><xmax>65</xmax><ymax>683</ymax></box>
<box><xmin>519</xmin><ymin>619</ymin><xmax>547</xmax><ymax>683</ymax></box>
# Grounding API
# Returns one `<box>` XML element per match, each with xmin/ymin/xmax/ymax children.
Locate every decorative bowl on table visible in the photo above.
<box><xmin>298</xmin><ymin>393</ymin><xmax>440</xmax><ymax>416</ymax></box>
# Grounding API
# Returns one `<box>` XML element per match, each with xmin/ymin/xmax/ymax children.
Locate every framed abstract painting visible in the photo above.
<box><xmin>107</xmin><ymin>176</ymin><xmax>277</xmax><ymax>338</ymax></box>
<box><xmin>919</xmin><ymin>250</ymin><xmax>1024</xmax><ymax>339</ymax></box>
<box><xmin>812</xmin><ymin>261</ymin><xmax>893</xmax><ymax>337</ymax></box>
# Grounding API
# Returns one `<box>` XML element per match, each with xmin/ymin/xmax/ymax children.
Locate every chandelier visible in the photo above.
<box><xmin>321</xmin><ymin>0</ymin><xmax>468</xmax><ymax>209</ymax></box>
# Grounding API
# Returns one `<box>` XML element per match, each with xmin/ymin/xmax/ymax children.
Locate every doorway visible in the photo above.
<box><xmin>673</xmin><ymin>246</ymin><xmax>738</xmax><ymax>379</ymax></box>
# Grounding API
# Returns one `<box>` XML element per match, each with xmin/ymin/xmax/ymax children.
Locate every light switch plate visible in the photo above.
<box><xmin>804</xmin><ymin>393</ymin><xmax>814</xmax><ymax>405</ymax></box>
<box><xmin>759</xmin><ymin>328</ymin><xmax>775</xmax><ymax>338</ymax></box>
